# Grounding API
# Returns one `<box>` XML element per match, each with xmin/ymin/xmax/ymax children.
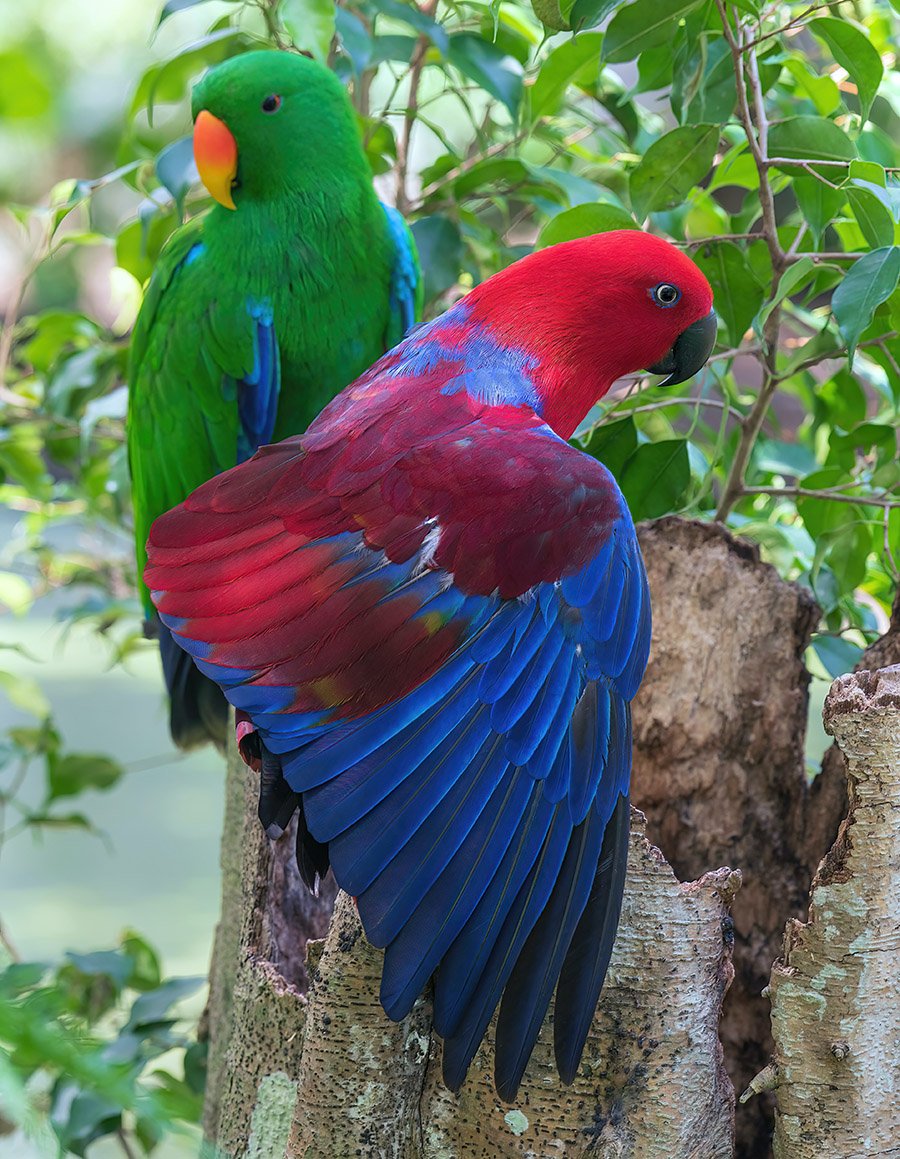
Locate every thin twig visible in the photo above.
<box><xmin>395</xmin><ymin>0</ymin><xmax>439</xmax><ymax>214</ymax></box>
<box><xmin>745</xmin><ymin>486</ymin><xmax>898</xmax><ymax>509</ymax></box>
<box><xmin>679</xmin><ymin>232</ymin><xmax>765</xmax><ymax>247</ymax></box>
<box><xmin>0</xmin><ymin>920</ymin><xmax>20</xmax><ymax>963</ymax></box>
<box><xmin>784</xmin><ymin>251</ymin><xmax>865</xmax><ymax>263</ymax></box>
<box><xmin>715</xmin><ymin>2</ymin><xmax>787</xmax><ymax>519</ymax></box>
<box><xmin>615</xmin><ymin>396</ymin><xmax>745</xmax><ymax>421</ymax></box>
<box><xmin>417</xmin><ymin>131</ymin><xmax>527</xmax><ymax>204</ymax></box>
<box><xmin>116</xmin><ymin>1128</ymin><xmax>139</xmax><ymax>1159</ymax></box>
<box><xmin>743</xmin><ymin>0</ymin><xmax>848</xmax><ymax>49</ymax></box>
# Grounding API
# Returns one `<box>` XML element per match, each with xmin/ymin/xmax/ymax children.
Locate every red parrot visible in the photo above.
<box><xmin>145</xmin><ymin>231</ymin><xmax>715</xmax><ymax>1098</ymax></box>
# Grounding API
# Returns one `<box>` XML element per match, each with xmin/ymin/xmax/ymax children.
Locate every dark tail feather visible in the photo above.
<box><xmin>553</xmin><ymin>793</ymin><xmax>630</xmax><ymax>1085</ymax></box>
<box><xmin>156</xmin><ymin>618</ymin><xmax>228</xmax><ymax>752</ymax></box>
<box><xmin>492</xmin><ymin>808</ymin><xmax>607</xmax><ymax>1101</ymax></box>
<box><xmin>257</xmin><ymin>740</ymin><xmax>331</xmax><ymax>894</ymax></box>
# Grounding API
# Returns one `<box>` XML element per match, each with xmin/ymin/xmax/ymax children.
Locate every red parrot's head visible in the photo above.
<box><xmin>467</xmin><ymin>230</ymin><xmax>716</xmax><ymax>438</ymax></box>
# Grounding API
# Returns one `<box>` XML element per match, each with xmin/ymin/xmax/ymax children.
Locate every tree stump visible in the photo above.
<box><xmin>629</xmin><ymin>517</ymin><xmax>847</xmax><ymax>1158</ymax></box>
<box><xmin>768</xmin><ymin>665</ymin><xmax>900</xmax><ymax>1158</ymax></box>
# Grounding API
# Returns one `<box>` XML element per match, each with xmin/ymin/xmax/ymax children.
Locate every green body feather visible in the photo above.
<box><xmin>128</xmin><ymin>51</ymin><xmax>420</xmax><ymax>616</ymax></box>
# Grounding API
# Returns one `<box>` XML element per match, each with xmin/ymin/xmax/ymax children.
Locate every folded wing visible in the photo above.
<box><xmin>145</xmin><ymin>388</ymin><xmax>650</xmax><ymax>1097</ymax></box>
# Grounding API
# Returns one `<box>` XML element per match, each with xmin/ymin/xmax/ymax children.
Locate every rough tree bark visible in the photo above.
<box><xmin>629</xmin><ymin>518</ymin><xmax>848</xmax><ymax>1159</ymax></box>
<box><xmin>205</xmin><ymin>778</ymin><xmax>739</xmax><ymax>1157</ymax></box>
<box><xmin>802</xmin><ymin>585</ymin><xmax>900</xmax><ymax>906</ymax></box>
<box><xmin>201</xmin><ymin>516</ymin><xmax>875</xmax><ymax>1157</ymax></box>
<box><xmin>202</xmin><ymin>751</ymin><xmax>337</xmax><ymax>1154</ymax></box>
<box><xmin>767</xmin><ymin>665</ymin><xmax>900</xmax><ymax>1157</ymax></box>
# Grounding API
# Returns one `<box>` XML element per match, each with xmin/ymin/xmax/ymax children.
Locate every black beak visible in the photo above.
<box><xmin>646</xmin><ymin>310</ymin><xmax>717</xmax><ymax>386</ymax></box>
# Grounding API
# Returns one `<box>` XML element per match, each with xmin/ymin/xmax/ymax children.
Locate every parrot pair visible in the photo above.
<box><xmin>128</xmin><ymin>50</ymin><xmax>421</xmax><ymax>750</ymax></box>
<box><xmin>145</xmin><ymin>222</ymin><xmax>715</xmax><ymax>1096</ymax></box>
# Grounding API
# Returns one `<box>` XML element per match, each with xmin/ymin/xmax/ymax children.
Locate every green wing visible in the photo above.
<box><xmin>127</xmin><ymin>216</ymin><xmax>258</xmax><ymax>616</ymax></box>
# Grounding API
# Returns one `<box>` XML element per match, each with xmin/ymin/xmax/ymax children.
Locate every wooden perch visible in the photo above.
<box><xmin>767</xmin><ymin>665</ymin><xmax>900</xmax><ymax>1159</ymax></box>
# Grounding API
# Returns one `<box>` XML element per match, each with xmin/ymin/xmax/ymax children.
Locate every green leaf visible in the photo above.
<box><xmin>528</xmin><ymin>33</ymin><xmax>603</xmax><ymax>123</ymax></box>
<box><xmin>831</xmin><ymin>246</ymin><xmax>900</xmax><ymax>361</ymax></box>
<box><xmin>580</xmin><ymin>417</ymin><xmax>637</xmax><ymax>480</ymax></box>
<box><xmin>0</xmin><ymin>671</ymin><xmax>50</xmax><ymax>719</ymax></box>
<box><xmin>849</xmin><ymin>159</ymin><xmax>885</xmax><ymax>186</ymax></box>
<box><xmin>154</xmin><ymin>136</ymin><xmax>197</xmax><ymax>217</ymax></box>
<box><xmin>846</xmin><ymin>187</ymin><xmax>895</xmax><ymax>250</ymax></box>
<box><xmin>47</xmin><ymin>753</ymin><xmax>124</xmax><ymax>801</ymax></box>
<box><xmin>126</xmin><ymin>977</ymin><xmax>205</xmax><ymax>1030</ymax></box>
<box><xmin>537</xmin><ymin>203</ymin><xmax>637</xmax><ymax>248</ymax></box>
<box><xmin>0</xmin><ymin>572</ymin><xmax>34</xmax><ymax>616</ymax></box>
<box><xmin>130</xmin><ymin>30</ymin><xmax>249</xmax><ymax>120</ymax></box>
<box><xmin>810</xmin><ymin>635</ymin><xmax>863</xmax><ymax>679</ymax></box>
<box><xmin>619</xmin><ymin>439</ymin><xmax>691</xmax><ymax>520</ymax></box>
<box><xmin>755</xmin><ymin>439</ymin><xmax>819</xmax><ymax>478</ymax></box>
<box><xmin>453</xmin><ymin>157</ymin><xmax>528</xmax><ymax>199</ymax></box>
<box><xmin>280</xmin><ymin>0</ymin><xmax>336</xmax><ymax>61</ymax></box>
<box><xmin>568</xmin><ymin>0</ymin><xmax>622</xmax><ymax>31</ymax></box>
<box><xmin>369</xmin><ymin>0</ymin><xmax>449</xmax><ymax>53</ymax></box>
<box><xmin>409</xmin><ymin>216</ymin><xmax>463</xmax><ymax>303</ymax></box>
<box><xmin>447</xmin><ymin>34</ymin><xmax>523</xmax><ymax>118</ymax></box>
<box><xmin>851</xmin><ymin>178</ymin><xmax>900</xmax><ymax>224</ymax></box>
<box><xmin>65</xmin><ymin>949</ymin><xmax>132</xmax><ymax>986</ymax></box>
<box><xmin>684</xmin><ymin>37</ymin><xmax>737</xmax><ymax>126</ymax></box>
<box><xmin>753</xmin><ymin>256</ymin><xmax>816</xmax><ymax>337</ymax></box>
<box><xmin>530</xmin><ymin>0</ymin><xmax>577</xmax><ymax>31</ymax></box>
<box><xmin>809</xmin><ymin>17</ymin><xmax>884</xmax><ymax>126</ymax></box>
<box><xmin>334</xmin><ymin>8</ymin><xmax>372</xmax><ymax>73</ymax></box>
<box><xmin>629</xmin><ymin>124</ymin><xmax>719</xmax><ymax>219</ymax></box>
<box><xmin>121</xmin><ymin>931</ymin><xmax>162</xmax><ymax>992</ymax></box>
<box><xmin>768</xmin><ymin>116</ymin><xmax>856</xmax><ymax>173</ymax></box>
<box><xmin>602</xmin><ymin>0</ymin><xmax>702</xmax><ymax>64</ymax></box>
<box><xmin>784</xmin><ymin>56</ymin><xmax>840</xmax><ymax>117</ymax></box>
<box><xmin>793</xmin><ymin>177</ymin><xmax>846</xmax><ymax>245</ymax></box>
<box><xmin>157</xmin><ymin>0</ymin><xmax>225</xmax><ymax>25</ymax></box>
<box><xmin>0</xmin><ymin>51</ymin><xmax>53</xmax><ymax>120</ymax></box>
<box><xmin>693</xmin><ymin>242</ymin><xmax>765</xmax><ymax>346</ymax></box>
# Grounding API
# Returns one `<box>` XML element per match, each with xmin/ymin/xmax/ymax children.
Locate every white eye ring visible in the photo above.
<box><xmin>651</xmin><ymin>283</ymin><xmax>681</xmax><ymax>307</ymax></box>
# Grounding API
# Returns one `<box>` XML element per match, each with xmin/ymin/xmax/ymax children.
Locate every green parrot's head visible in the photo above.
<box><xmin>191</xmin><ymin>50</ymin><xmax>363</xmax><ymax>210</ymax></box>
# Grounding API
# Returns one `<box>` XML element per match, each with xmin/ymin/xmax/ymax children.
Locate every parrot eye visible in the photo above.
<box><xmin>261</xmin><ymin>94</ymin><xmax>282</xmax><ymax>114</ymax></box>
<box><xmin>650</xmin><ymin>283</ymin><xmax>681</xmax><ymax>308</ymax></box>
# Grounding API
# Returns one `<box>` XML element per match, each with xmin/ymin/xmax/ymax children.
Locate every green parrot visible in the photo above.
<box><xmin>128</xmin><ymin>49</ymin><xmax>421</xmax><ymax>751</ymax></box>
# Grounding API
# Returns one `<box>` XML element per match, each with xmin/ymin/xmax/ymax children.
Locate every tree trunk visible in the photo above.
<box><xmin>629</xmin><ymin>518</ymin><xmax>846</xmax><ymax>1159</ymax></box>
<box><xmin>204</xmin><ymin>777</ymin><xmax>739</xmax><ymax>1157</ymax></box>
<box><xmin>201</xmin><ymin>516</ymin><xmax>884</xmax><ymax>1157</ymax></box>
<box><xmin>201</xmin><ymin>747</ymin><xmax>337</xmax><ymax>1155</ymax></box>
<box><xmin>767</xmin><ymin>665</ymin><xmax>900</xmax><ymax>1157</ymax></box>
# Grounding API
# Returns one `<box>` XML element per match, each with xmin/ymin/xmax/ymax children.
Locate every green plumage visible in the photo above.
<box><xmin>128</xmin><ymin>50</ymin><xmax>421</xmax><ymax>748</ymax></box>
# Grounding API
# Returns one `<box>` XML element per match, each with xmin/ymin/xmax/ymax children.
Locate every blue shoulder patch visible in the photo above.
<box><xmin>236</xmin><ymin>297</ymin><xmax>281</xmax><ymax>461</ymax></box>
<box><xmin>382</xmin><ymin>203</ymin><xmax>419</xmax><ymax>339</ymax></box>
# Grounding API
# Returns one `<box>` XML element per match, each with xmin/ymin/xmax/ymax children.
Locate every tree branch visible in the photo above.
<box><xmin>715</xmin><ymin>3</ymin><xmax>791</xmax><ymax>520</ymax></box>
<box><xmin>395</xmin><ymin>0</ymin><xmax>439</xmax><ymax>215</ymax></box>
<box><xmin>744</xmin><ymin>486</ymin><xmax>896</xmax><ymax>509</ymax></box>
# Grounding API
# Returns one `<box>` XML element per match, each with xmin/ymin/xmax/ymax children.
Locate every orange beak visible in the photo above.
<box><xmin>193</xmin><ymin>110</ymin><xmax>238</xmax><ymax>210</ymax></box>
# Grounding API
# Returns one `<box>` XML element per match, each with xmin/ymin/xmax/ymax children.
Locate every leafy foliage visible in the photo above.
<box><xmin>0</xmin><ymin>931</ymin><xmax>205</xmax><ymax>1156</ymax></box>
<box><xmin>2</xmin><ymin>0</ymin><xmax>900</xmax><ymax>1150</ymax></box>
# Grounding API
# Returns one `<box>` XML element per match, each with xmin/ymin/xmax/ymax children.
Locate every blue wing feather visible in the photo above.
<box><xmin>381</xmin><ymin>203</ymin><xmax>420</xmax><ymax>341</ymax></box>
<box><xmin>237</xmin><ymin>299</ymin><xmax>281</xmax><ymax>461</ymax></box>
<box><xmin>152</xmin><ymin>443</ymin><xmax>651</xmax><ymax>1098</ymax></box>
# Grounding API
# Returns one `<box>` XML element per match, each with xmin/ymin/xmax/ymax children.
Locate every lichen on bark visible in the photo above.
<box><xmin>768</xmin><ymin>665</ymin><xmax>900</xmax><ymax>1159</ymax></box>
